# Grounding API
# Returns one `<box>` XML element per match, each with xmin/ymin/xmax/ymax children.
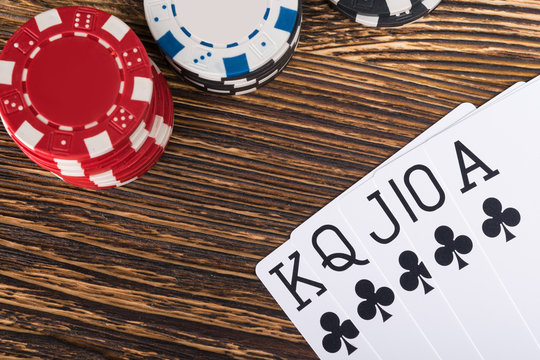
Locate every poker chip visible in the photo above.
<box><xmin>0</xmin><ymin>7</ymin><xmax>174</xmax><ymax>189</ymax></box>
<box><xmin>332</xmin><ymin>0</ymin><xmax>441</xmax><ymax>27</ymax></box>
<box><xmin>331</xmin><ymin>0</ymin><xmax>422</xmax><ymax>16</ymax></box>
<box><xmin>144</xmin><ymin>0</ymin><xmax>301</xmax><ymax>94</ymax></box>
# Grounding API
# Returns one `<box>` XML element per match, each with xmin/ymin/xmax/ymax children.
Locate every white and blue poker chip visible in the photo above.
<box><xmin>144</xmin><ymin>0</ymin><xmax>300</xmax><ymax>83</ymax></box>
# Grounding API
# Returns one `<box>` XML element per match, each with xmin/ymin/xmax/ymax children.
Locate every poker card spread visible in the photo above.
<box><xmin>257</xmin><ymin>78</ymin><xmax>540</xmax><ymax>359</ymax></box>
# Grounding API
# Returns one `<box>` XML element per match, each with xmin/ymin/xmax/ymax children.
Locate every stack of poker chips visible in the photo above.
<box><xmin>144</xmin><ymin>0</ymin><xmax>301</xmax><ymax>95</ymax></box>
<box><xmin>0</xmin><ymin>6</ymin><xmax>174</xmax><ymax>189</ymax></box>
<box><xmin>330</xmin><ymin>0</ymin><xmax>442</xmax><ymax>27</ymax></box>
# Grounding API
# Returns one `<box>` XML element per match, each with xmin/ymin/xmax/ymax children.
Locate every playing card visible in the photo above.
<box><xmin>290</xmin><ymin>205</ymin><xmax>443</xmax><ymax>359</ymax></box>
<box><xmin>420</xmin><ymin>75</ymin><xmax>540</xmax><ymax>342</ymax></box>
<box><xmin>256</xmin><ymin>239</ymin><xmax>381</xmax><ymax>359</ymax></box>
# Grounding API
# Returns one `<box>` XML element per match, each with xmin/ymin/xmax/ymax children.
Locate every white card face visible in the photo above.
<box><xmin>421</xmin><ymin>77</ymin><xmax>540</xmax><ymax>343</ymax></box>
<box><xmin>338</xmin><ymin>178</ymin><xmax>483</xmax><ymax>359</ymax></box>
<box><xmin>290</xmin><ymin>205</ymin><xmax>441</xmax><ymax>359</ymax></box>
<box><xmin>361</xmin><ymin>143</ymin><xmax>540</xmax><ymax>358</ymax></box>
<box><xmin>256</xmin><ymin>239</ymin><xmax>381</xmax><ymax>360</ymax></box>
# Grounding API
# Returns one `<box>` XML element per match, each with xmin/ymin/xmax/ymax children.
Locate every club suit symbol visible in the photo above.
<box><xmin>399</xmin><ymin>250</ymin><xmax>434</xmax><ymax>294</ymax></box>
<box><xmin>434</xmin><ymin>225</ymin><xmax>473</xmax><ymax>270</ymax></box>
<box><xmin>355</xmin><ymin>279</ymin><xmax>394</xmax><ymax>322</ymax></box>
<box><xmin>482</xmin><ymin>197</ymin><xmax>521</xmax><ymax>242</ymax></box>
<box><xmin>320</xmin><ymin>312</ymin><xmax>359</xmax><ymax>355</ymax></box>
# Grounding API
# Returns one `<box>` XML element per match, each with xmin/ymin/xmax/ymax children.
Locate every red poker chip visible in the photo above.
<box><xmin>0</xmin><ymin>6</ymin><xmax>153</xmax><ymax>161</ymax></box>
<box><xmin>0</xmin><ymin>7</ymin><xmax>174</xmax><ymax>189</ymax></box>
<box><xmin>25</xmin><ymin>61</ymin><xmax>162</xmax><ymax>177</ymax></box>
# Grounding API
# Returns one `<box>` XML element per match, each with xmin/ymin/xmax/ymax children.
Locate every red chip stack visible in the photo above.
<box><xmin>0</xmin><ymin>6</ymin><xmax>174</xmax><ymax>189</ymax></box>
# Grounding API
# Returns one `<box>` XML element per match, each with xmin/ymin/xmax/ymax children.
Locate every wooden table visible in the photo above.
<box><xmin>0</xmin><ymin>0</ymin><xmax>539</xmax><ymax>358</ymax></box>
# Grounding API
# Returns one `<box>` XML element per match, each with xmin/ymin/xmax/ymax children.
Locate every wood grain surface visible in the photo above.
<box><xmin>1</xmin><ymin>0</ymin><xmax>540</xmax><ymax>358</ymax></box>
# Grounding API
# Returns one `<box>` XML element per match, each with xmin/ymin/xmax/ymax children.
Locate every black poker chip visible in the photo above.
<box><xmin>333</xmin><ymin>0</ymin><xmax>422</xmax><ymax>16</ymax></box>
<box><xmin>333</xmin><ymin>0</ymin><xmax>441</xmax><ymax>27</ymax></box>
